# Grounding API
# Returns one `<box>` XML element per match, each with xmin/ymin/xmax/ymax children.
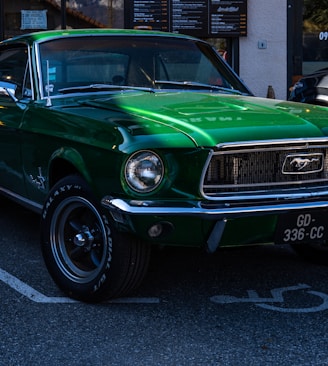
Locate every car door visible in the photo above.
<box><xmin>0</xmin><ymin>44</ymin><xmax>30</xmax><ymax>196</ymax></box>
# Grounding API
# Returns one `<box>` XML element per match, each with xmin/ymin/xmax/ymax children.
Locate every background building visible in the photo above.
<box><xmin>0</xmin><ymin>0</ymin><xmax>327</xmax><ymax>100</ymax></box>
<box><xmin>239</xmin><ymin>0</ymin><xmax>287</xmax><ymax>99</ymax></box>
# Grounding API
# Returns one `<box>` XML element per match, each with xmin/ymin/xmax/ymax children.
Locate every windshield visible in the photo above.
<box><xmin>38</xmin><ymin>35</ymin><xmax>250</xmax><ymax>97</ymax></box>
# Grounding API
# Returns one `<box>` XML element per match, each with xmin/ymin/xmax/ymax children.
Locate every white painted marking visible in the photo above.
<box><xmin>210</xmin><ymin>284</ymin><xmax>328</xmax><ymax>313</ymax></box>
<box><xmin>0</xmin><ymin>268</ymin><xmax>77</xmax><ymax>303</ymax></box>
<box><xmin>210</xmin><ymin>284</ymin><xmax>310</xmax><ymax>304</ymax></box>
<box><xmin>256</xmin><ymin>290</ymin><xmax>328</xmax><ymax>313</ymax></box>
<box><xmin>0</xmin><ymin>268</ymin><xmax>160</xmax><ymax>304</ymax></box>
<box><xmin>108</xmin><ymin>297</ymin><xmax>160</xmax><ymax>304</ymax></box>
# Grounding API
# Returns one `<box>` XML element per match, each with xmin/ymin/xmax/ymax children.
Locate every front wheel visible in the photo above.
<box><xmin>41</xmin><ymin>175</ymin><xmax>150</xmax><ymax>302</ymax></box>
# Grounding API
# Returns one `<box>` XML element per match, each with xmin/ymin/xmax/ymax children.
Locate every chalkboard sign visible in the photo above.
<box><xmin>125</xmin><ymin>0</ymin><xmax>247</xmax><ymax>37</ymax></box>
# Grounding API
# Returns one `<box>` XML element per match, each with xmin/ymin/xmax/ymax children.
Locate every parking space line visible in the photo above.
<box><xmin>0</xmin><ymin>268</ymin><xmax>77</xmax><ymax>303</ymax></box>
<box><xmin>0</xmin><ymin>267</ymin><xmax>160</xmax><ymax>304</ymax></box>
<box><xmin>108</xmin><ymin>297</ymin><xmax>160</xmax><ymax>304</ymax></box>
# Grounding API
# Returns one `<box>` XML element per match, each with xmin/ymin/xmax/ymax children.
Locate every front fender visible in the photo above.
<box><xmin>49</xmin><ymin>147</ymin><xmax>92</xmax><ymax>188</ymax></box>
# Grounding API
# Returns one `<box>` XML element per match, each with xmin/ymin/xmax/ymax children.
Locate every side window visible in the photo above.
<box><xmin>0</xmin><ymin>45</ymin><xmax>29</xmax><ymax>100</ymax></box>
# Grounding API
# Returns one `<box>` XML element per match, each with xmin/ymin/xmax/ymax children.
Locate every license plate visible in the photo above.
<box><xmin>275</xmin><ymin>211</ymin><xmax>328</xmax><ymax>245</ymax></box>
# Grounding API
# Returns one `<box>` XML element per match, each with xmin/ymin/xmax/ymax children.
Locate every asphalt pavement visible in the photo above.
<box><xmin>0</xmin><ymin>196</ymin><xmax>328</xmax><ymax>366</ymax></box>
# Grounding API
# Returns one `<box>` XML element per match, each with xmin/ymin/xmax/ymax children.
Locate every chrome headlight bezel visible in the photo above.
<box><xmin>124</xmin><ymin>150</ymin><xmax>164</xmax><ymax>193</ymax></box>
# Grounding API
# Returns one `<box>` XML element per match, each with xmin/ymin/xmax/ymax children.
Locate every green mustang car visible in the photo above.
<box><xmin>1</xmin><ymin>29</ymin><xmax>328</xmax><ymax>302</ymax></box>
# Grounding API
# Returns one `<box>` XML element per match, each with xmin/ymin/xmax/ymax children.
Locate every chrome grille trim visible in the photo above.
<box><xmin>215</xmin><ymin>137</ymin><xmax>328</xmax><ymax>149</ymax></box>
<box><xmin>201</xmin><ymin>138</ymin><xmax>328</xmax><ymax>201</ymax></box>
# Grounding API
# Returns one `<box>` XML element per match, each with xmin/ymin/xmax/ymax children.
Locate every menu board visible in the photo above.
<box><xmin>125</xmin><ymin>0</ymin><xmax>247</xmax><ymax>37</ymax></box>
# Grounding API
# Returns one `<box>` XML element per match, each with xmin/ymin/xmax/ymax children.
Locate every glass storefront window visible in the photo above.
<box><xmin>206</xmin><ymin>38</ymin><xmax>229</xmax><ymax>63</ymax></box>
<box><xmin>0</xmin><ymin>0</ymin><xmax>124</xmax><ymax>41</ymax></box>
<box><xmin>303</xmin><ymin>0</ymin><xmax>328</xmax><ymax>74</ymax></box>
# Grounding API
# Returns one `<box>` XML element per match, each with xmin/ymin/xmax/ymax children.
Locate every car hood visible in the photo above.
<box><xmin>83</xmin><ymin>91</ymin><xmax>328</xmax><ymax>147</ymax></box>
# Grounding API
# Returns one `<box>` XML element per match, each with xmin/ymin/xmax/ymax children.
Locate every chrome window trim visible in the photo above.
<box><xmin>34</xmin><ymin>43</ymin><xmax>44</xmax><ymax>100</ymax></box>
<box><xmin>26</xmin><ymin>45</ymin><xmax>35</xmax><ymax>100</ymax></box>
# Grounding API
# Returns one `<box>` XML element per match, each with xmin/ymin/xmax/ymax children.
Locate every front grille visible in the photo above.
<box><xmin>202</xmin><ymin>139</ymin><xmax>328</xmax><ymax>198</ymax></box>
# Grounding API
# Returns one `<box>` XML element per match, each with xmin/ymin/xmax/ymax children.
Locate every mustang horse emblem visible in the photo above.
<box><xmin>290</xmin><ymin>157</ymin><xmax>320</xmax><ymax>171</ymax></box>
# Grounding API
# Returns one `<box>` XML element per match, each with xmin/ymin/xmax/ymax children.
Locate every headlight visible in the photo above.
<box><xmin>124</xmin><ymin>150</ymin><xmax>164</xmax><ymax>193</ymax></box>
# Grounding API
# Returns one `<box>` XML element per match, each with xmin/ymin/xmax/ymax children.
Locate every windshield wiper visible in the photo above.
<box><xmin>153</xmin><ymin>80</ymin><xmax>243</xmax><ymax>95</ymax></box>
<box><xmin>58</xmin><ymin>84</ymin><xmax>154</xmax><ymax>94</ymax></box>
<box><xmin>58</xmin><ymin>81</ymin><xmax>243</xmax><ymax>95</ymax></box>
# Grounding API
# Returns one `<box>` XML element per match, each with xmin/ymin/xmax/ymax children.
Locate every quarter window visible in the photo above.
<box><xmin>0</xmin><ymin>45</ymin><xmax>30</xmax><ymax>99</ymax></box>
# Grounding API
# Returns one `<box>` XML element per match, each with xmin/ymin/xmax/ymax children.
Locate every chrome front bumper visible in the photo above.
<box><xmin>101</xmin><ymin>196</ymin><xmax>328</xmax><ymax>220</ymax></box>
<box><xmin>102</xmin><ymin>196</ymin><xmax>328</xmax><ymax>253</ymax></box>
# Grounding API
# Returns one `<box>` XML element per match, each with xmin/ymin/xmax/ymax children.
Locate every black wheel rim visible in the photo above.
<box><xmin>50</xmin><ymin>196</ymin><xmax>109</xmax><ymax>284</ymax></box>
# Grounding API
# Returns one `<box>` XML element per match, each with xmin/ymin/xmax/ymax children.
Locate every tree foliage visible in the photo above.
<box><xmin>304</xmin><ymin>0</ymin><xmax>328</xmax><ymax>31</ymax></box>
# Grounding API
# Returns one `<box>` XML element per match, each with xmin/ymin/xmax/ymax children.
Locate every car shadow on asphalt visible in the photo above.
<box><xmin>139</xmin><ymin>243</ymin><xmax>328</xmax><ymax>301</ymax></box>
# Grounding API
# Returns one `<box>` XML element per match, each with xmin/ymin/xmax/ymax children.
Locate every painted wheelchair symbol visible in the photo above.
<box><xmin>210</xmin><ymin>284</ymin><xmax>328</xmax><ymax>313</ymax></box>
